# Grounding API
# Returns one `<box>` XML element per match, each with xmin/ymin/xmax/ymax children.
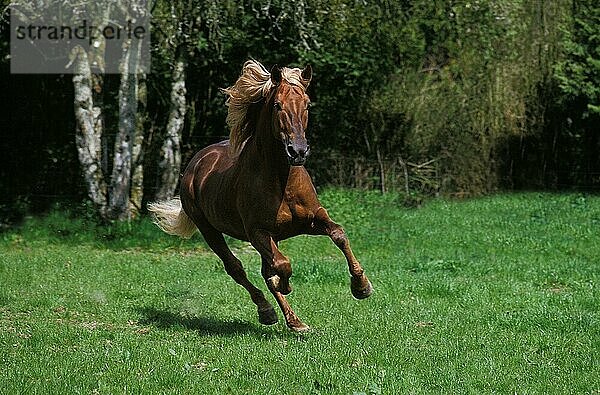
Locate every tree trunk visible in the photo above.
<box><xmin>72</xmin><ymin>46</ymin><xmax>108</xmax><ymax>216</ymax></box>
<box><xmin>129</xmin><ymin>71</ymin><xmax>147</xmax><ymax>218</ymax></box>
<box><xmin>107</xmin><ymin>38</ymin><xmax>140</xmax><ymax>220</ymax></box>
<box><xmin>155</xmin><ymin>55</ymin><xmax>187</xmax><ymax>201</ymax></box>
<box><xmin>376</xmin><ymin>148</ymin><xmax>386</xmax><ymax>194</ymax></box>
<box><xmin>71</xmin><ymin>3</ymin><xmax>147</xmax><ymax>222</ymax></box>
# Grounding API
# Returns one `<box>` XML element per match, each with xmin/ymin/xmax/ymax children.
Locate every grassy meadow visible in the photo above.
<box><xmin>1</xmin><ymin>190</ymin><xmax>599</xmax><ymax>394</ymax></box>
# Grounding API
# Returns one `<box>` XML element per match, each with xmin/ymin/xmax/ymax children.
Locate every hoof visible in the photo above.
<box><xmin>258</xmin><ymin>306</ymin><xmax>278</xmax><ymax>325</ymax></box>
<box><xmin>288</xmin><ymin>322</ymin><xmax>311</xmax><ymax>333</ymax></box>
<box><xmin>351</xmin><ymin>277</ymin><xmax>374</xmax><ymax>300</ymax></box>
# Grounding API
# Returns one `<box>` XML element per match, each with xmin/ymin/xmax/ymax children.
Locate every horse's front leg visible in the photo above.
<box><xmin>312</xmin><ymin>207</ymin><xmax>374</xmax><ymax>299</ymax></box>
<box><xmin>249</xmin><ymin>230</ymin><xmax>310</xmax><ymax>332</ymax></box>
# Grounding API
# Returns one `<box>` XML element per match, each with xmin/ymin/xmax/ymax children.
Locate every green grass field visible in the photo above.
<box><xmin>1</xmin><ymin>190</ymin><xmax>599</xmax><ymax>394</ymax></box>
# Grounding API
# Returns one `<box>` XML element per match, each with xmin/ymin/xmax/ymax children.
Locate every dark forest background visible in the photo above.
<box><xmin>1</xmin><ymin>0</ymin><xmax>599</xmax><ymax>224</ymax></box>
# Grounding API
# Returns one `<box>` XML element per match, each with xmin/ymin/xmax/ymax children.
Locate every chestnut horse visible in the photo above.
<box><xmin>149</xmin><ymin>60</ymin><xmax>372</xmax><ymax>332</ymax></box>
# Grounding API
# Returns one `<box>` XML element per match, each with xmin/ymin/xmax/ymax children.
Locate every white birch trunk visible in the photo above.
<box><xmin>72</xmin><ymin>46</ymin><xmax>108</xmax><ymax>215</ymax></box>
<box><xmin>71</xmin><ymin>3</ymin><xmax>147</xmax><ymax>221</ymax></box>
<box><xmin>155</xmin><ymin>57</ymin><xmax>187</xmax><ymax>201</ymax></box>
<box><xmin>107</xmin><ymin>38</ymin><xmax>139</xmax><ymax>220</ymax></box>
<box><xmin>129</xmin><ymin>71</ymin><xmax>147</xmax><ymax>218</ymax></box>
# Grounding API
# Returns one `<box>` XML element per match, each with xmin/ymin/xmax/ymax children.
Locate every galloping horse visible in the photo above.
<box><xmin>149</xmin><ymin>60</ymin><xmax>372</xmax><ymax>332</ymax></box>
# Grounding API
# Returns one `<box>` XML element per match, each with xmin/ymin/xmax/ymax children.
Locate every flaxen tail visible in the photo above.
<box><xmin>147</xmin><ymin>197</ymin><xmax>197</xmax><ymax>239</ymax></box>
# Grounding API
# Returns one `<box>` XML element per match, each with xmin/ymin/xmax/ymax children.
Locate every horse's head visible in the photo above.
<box><xmin>270</xmin><ymin>65</ymin><xmax>312</xmax><ymax>166</ymax></box>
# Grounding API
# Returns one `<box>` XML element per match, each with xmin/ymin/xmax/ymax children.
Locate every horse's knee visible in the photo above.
<box><xmin>330</xmin><ymin>226</ymin><xmax>348</xmax><ymax>248</ymax></box>
<box><xmin>274</xmin><ymin>254</ymin><xmax>291</xmax><ymax>271</ymax></box>
<box><xmin>314</xmin><ymin>208</ymin><xmax>348</xmax><ymax>246</ymax></box>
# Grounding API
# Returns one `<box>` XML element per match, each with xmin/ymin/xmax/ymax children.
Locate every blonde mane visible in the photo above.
<box><xmin>222</xmin><ymin>60</ymin><xmax>310</xmax><ymax>155</ymax></box>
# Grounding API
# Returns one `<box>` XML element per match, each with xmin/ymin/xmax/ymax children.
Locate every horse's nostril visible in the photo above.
<box><xmin>287</xmin><ymin>145</ymin><xmax>298</xmax><ymax>158</ymax></box>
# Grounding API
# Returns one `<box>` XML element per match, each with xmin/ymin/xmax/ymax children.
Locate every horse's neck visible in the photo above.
<box><xmin>244</xmin><ymin>105</ymin><xmax>290</xmax><ymax>184</ymax></box>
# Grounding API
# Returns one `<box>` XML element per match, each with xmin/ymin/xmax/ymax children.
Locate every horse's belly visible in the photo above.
<box><xmin>198</xmin><ymin>178</ymin><xmax>248</xmax><ymax>240</ymax></box>
<box><xmin>206</xmin><ymin>206</ymin><xmax>248</xmax><ymax>241</ymax></box>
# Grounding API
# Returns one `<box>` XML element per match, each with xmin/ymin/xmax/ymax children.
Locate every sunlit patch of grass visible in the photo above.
<box><xmin>1</xmin><ymin>191</ymin><xmax>599</xmax><ymax>394</ymax></box>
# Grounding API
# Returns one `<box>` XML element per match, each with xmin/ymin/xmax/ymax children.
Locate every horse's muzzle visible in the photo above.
<box><xmin>288</xmin><ymin>156</ymin><xmax>307</xmax><ymax>166</ymax></box>
<box><xmin>286</xmin><ymin>142</ymin><xmax>310</xmax><ymax>166</ymax></box>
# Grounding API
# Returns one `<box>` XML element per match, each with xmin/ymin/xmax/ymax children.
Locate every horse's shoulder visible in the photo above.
<box><xmin>187</xmin><ymin>140</ymin><xmax>231</xmax><ymax>166</ymax></box>
<box><xmin>199</xmin><ymin>139</ymin><xmax>230</xmax><ymax>155</ymax></box>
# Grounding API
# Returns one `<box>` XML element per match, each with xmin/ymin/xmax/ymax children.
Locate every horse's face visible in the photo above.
<box><xmin>271</xmin><ymin>65</ymin><xmax>312</xmax><ymax>166</ymax></box>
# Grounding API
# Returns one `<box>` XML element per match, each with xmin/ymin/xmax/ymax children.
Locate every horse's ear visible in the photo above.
<box><xmin>270</xmin><ymin>65</ymin><xmax>282</xmax><ymax>86</ymax></box>
<box><xmin>301</xmin><ymin>64</ymin><xmax>312</xmax><ymax>87</ymax></box>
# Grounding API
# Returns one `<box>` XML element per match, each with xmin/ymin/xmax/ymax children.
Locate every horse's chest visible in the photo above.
<box><xmin>277</xmin><ymin>201</ymin><xmax>308</xmax><ymax>224</ymax></box>
<box><xmin>274</xmin><ymin>190</ymin><xmax>315</xmax><ymax>233</ymax></box>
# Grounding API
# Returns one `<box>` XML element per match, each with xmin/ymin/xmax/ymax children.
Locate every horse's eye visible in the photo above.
<box><xmin>274</xmin><ymin>102</ymin><xmax>282</xmax><ymax>110</ymax></box>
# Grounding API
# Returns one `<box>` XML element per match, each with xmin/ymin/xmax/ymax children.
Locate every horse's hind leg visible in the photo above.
<box><xmin>196</xmin><ymin>222</ymin><xmax>278</xmax><ymax>325</ymax></box>
<box><xmin>312</xmin><ymin>207</ymin><xmax>373</xmax><ymax>299</ymax></box>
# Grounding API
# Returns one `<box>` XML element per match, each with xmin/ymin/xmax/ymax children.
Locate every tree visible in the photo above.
<box><xmin>9</xmin><ymin>0</ymin><xmax>150</xmax><ymax>221</ymax></box>
<box><xmin>68</xmin><ymin>1</ymin><xmax>149</xmax><ymax>220</ymax></box>
<box><xmin>151</xmin><ymin>1</ymin><xmax>194</xmax><ymax>202</ymax></box>
<box><xmin>554</xmin><ymin>0</ymin><xmax>600</xmax><ymax>116</ymax></box>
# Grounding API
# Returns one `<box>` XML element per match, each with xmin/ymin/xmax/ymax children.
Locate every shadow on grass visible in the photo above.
<box><xmin>136</xmin><ymin>306</ymin><xmax>274</xmax><ymax>338</ymax></box>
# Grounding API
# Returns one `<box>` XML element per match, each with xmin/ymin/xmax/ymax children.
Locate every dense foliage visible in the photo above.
<box><xmin>1</xmin><ymin>0</ymin><xmax>599</xmax><ymax>218</ymax></box>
